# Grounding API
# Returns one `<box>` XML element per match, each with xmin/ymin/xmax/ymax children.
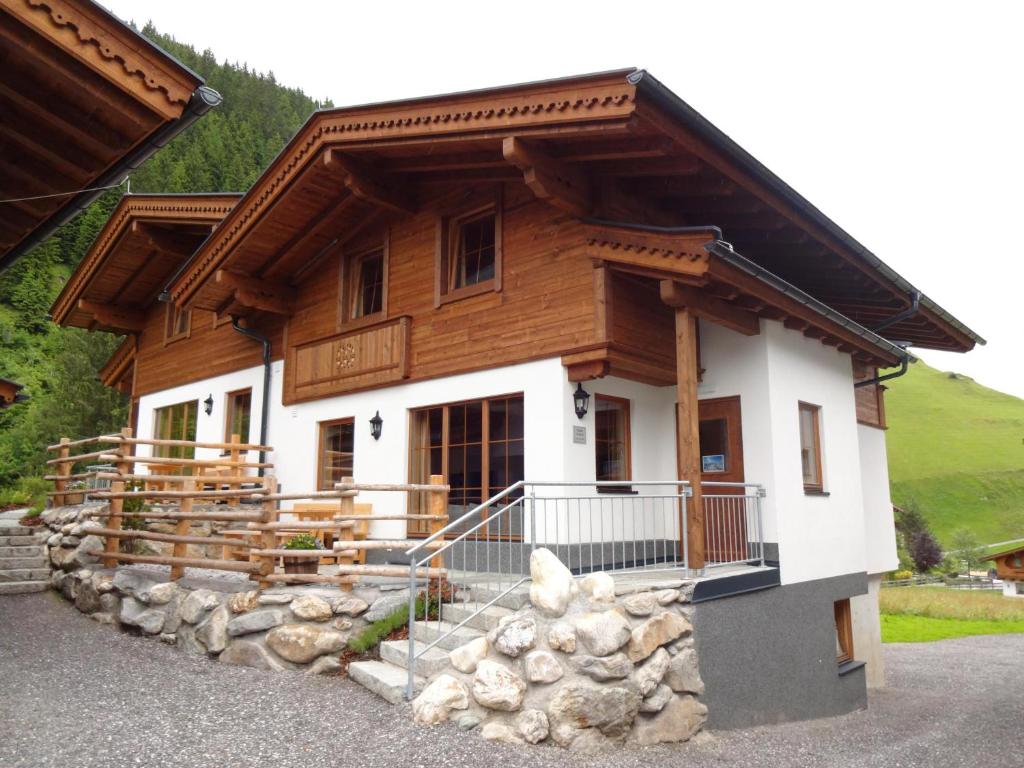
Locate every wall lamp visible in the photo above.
<box><xmin>203</xmin><ymin>394</ymin><xmax>214</xmax><ymax>416</ymax></box>
<box><xmin>369</xmin><ymin>410</ymin><xmax>383</xmax><ymax>441</ymax></box>
<box><xmin>573</xmin><ymin>383</ymin><xmax>590</xmax><ymax>420</ymax></box>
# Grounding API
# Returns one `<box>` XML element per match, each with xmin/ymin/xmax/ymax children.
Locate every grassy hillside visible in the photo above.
<box><xmin>885</xmin><ymin>359</ymin><xmax>1024</xmax><ymax>546</ymax></box>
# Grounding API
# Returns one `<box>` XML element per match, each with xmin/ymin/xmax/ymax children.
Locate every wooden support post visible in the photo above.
<box><xmin>54</xmin><ymin>437</ymin><xmax>70</xmax><ymax>506</ymax></box>
<box><xmin>336</xmin><ymin>476</ymin><xmax>355</xmax><ymax>592</ymax></box>
<box><xmin>428</xmin><ymin>474</ymin><xmax>447</xmax><ymax>572</ymax></box>
<box><xmin>228</xmin><ymin>433</ymin><xmax>241</xmax><ymax>505</ymax></box>
<box><xmin>255</xmin><ymin>475</ymin><xmax>278</xmax><ymax>588</ymax></box>
<box><xmin>103</xmin><ymin>427</ymin><xmax>133</xmax><ymax>569</ymax></box>
<box><xmin>674</xmin><ymin>309</ymin><xmax>705</xmax><ymax>570</ymax></box>
<box><xmin>169</xmin><ymin>478</ymin><xmax>194</xmax><ymax>580</ymax></box>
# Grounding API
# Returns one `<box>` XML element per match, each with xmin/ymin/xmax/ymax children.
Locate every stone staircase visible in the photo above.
<box><xmin>0</xmin><ymin>515</ymin><xmax>50</xmax><ymax>595</ymax></box>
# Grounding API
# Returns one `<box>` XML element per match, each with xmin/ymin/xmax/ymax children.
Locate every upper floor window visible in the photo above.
<box><xmin>595</xmin><ymin>395</ymin><xmax>631</xmax><ymax>489</ymax></box>
<box><xmin>164</xmin><ymin>303</ymin><xmax>191</xmax><ymax>344</ymax></box>
<box><xmin>798</xmin><ymin>402</ymin><xmax>823</xmax><ymax>492</ymax></box>
<box><xmin>436</xmin><ymin>195</ymin><xmax>502</xmax><ymax>305</ymax></box>
<box><xmin>338</xmin><ymin>237</ymin><xmax>388</xmax><ymax>329</ymax></box>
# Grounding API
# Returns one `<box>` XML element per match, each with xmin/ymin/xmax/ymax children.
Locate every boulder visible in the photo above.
<box><xmin>98</xmin><ymin>592</ymin><xmax>120</xmax><ymax>616</ymax></box>
<box><xmin>639</xmin><ymin>683</ymin><xmax>674</xmax><ymax>714</ymax></box>
<box><xmin>196</xmin><ymin>605</ymin><xmax>229</xmax><ymax>653</ymax></box>
<box><xmin>332</xmin><ymin>617</ymin><xmax>353</xmax><ymax>632</ymax></box>
<box><xmin>330</xmin><ymin>596</ymin><xmax>368</xmax><ymax>616</ymax></box>
<box><xmin>291</xmin><ymin>594</ymin><xmax>333</xmax><ymax>622</ymax></box>
<box><xmin>528</xmin><ymin>548</ymin><xmax>574</xmax><ymax>618</ymax></box>
<box><xmin>490</xmin><ymin>615</ymin><xmax>536</xmax><ymax>658</ymax></box>
<box><xmin>307</xmin><ymin>655</ymin><xmax>342</xmax><ymax>675</ymax></box>
<box><xmin>457</xmin><ymin>715</ymin><xmax>481</xmax><ymax>732</ymax></box>
<box><xmin>547</xmin><ymin>622</ymin><xmax>576</xmax><ymax>653</ymax></box>
<box><xmin>579</xmin><ymin>572</ymin><xmax>615</xmax><ymax>603</ymax></box>
<box><xmin>664</xmin><ymin>647</ymin><xmax>704</xmax><ymax>695</ymax></box>
<box><xmin>226</xmin><ymin>609</ymin><xmax>286</xmax><ymax>637</ymax></box>
<box><xmin>627</xmin><ymin>611</ymin><xmax>691</xmax><ymax>662</ymax></box>
<box><xmin>177</xmin><ymin>625</ymin><xmax>206</xmax><ymax>656</ymax></box>
<box><xmin>364</xmin><ymin>593</ymin><xmax>408</xmax><ymax>622</ymax></box>
<box><xmin>631</xmin><ymin>647</ymin><xmax>670</xmax><ymax>696</ymax></box>
<box><xmin>654</xmin><ymin>589</ymin><xmax>679</xmax><ymax>605</ymax></box>
<box><xmin>257</xmin><ymin>593</ymin><xmax>294</xmax><ymax>606</ymax></box>
<box><xmin>471</xmin><ymin>660</ymin><xmax>527</xmax><ymax>711</ymax></box>
<box><xmin>449</xmin><ymin>636</ymin><xmax>489</xmax><ymax>674</ymax></box>
<box><xmin>631</xmin><ymin>694</ymin><xmax>707</xmax><ymax>744</ymax></box>
<box><xmin>566</xmin><ymin>728</ymin><xmax>615</xmax><ymax>753</ymax></box>
<box><xmin>146</xmin><ymin>582</ymin><xmax>179</xmax><ymax>605</ymax></box>
<box><xmin>92</xmin><ymin>572</ymin><xmax>115</xmax><ymax>594</ymax></box>
<box><xmin>74</xmin><ymin>578</ymin><xmax>101</xmax><ymax>614</ymax></box>
<box><xmin>572</xmin><ymin>653</ymin><xmax>633</xmax><ymax>682</ymax></box>
<box><xmin>220</xmin><ymin>640</ymin><xmax>289</xmax><ymax>672</ymax></box>
<box><xmin>228</xmin><ymin>590</ymin><xmax>260</xmax><ymax>613</ymax></box>
<box><xmin>516</xmin><ymin>709</ymin><xmax>550</xmax><ymax>744</ymax></box>
<box><xmin>180</xmin><ymin>589</ymin><xmax>220</xmax><ymax>624</ymax></box>
<box><xmin>266</xmin><ymin>624</ymin><xmax>347</xmax><ymax>664</ymax></box>
<box><xmin>119</xmin><ymin>597</ymin><xmax>165</xmax><ymax>635</ymax></box>
<box><xmin>480</xmin><ymin>723</ymin><xmax>523</xmax><ymax>745</ymax></box>
<box><xmin>621</xmin><ymin>591</ymin><xmax>658</xmax><ymax>617</ymax></box>
<box><xmin>547</xmin><ymin>684</ymin><xmax>642</xmax><ymax>745</ymax></box>
<box><xmin>524</xmin><ymin>650</ymin><xmax>563</xmax><ymax>683</ymax></box>
<box><xmin>574</xmin><ymin>611</ymin><xmax>631</xmax><ymax>657</ymax></box>
<box><xmin>412</xmin><ymin>675</ymin><xmax>470</xmax><ymax>725</ymax></box>
<box><xmin>162</xmin><ymin>594</ymin><xmax>184</xmax><ymax>634</ymax></box>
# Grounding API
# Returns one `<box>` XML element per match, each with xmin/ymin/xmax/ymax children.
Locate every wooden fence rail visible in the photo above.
<box><xmin>45</xmin><ymin>433</ymin><xmax>451</xmax><ymax>590</ymax></box>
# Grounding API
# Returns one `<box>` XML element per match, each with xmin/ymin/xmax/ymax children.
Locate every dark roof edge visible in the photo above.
<box><xmin>706</xmin><ymin>240</ymin><xmax>909</xmax><ymax>364</ymax></box>
<box><xmin>0</xmin><ymin>85</ymin><xmax>222</xmax><ymax>275</ymax></box>
<box><xmin>629</xmin><ymin>70</ymin><xmax>985</xmax><ymax>348</ymax></box>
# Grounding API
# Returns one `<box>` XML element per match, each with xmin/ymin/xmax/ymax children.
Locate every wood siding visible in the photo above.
<box><xmin>853</xmin><ymin>363</ymin><xmax>886</xmax><ymax>428</ymax></box>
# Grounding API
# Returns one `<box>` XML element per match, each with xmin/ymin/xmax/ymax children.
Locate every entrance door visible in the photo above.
<box><xmin>698</xmin><ymin>396</ymin><xmax>747</xmax><ymax>563</ymax></box>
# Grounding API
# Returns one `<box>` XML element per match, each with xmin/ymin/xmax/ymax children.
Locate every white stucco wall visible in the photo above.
<box><xmin>851</xmin><ymin>573</ymin><xmax>886</xmax><ymax>687</ymax></box>
<box><xmin>858</xmin><ymin>424</ymin><xmax>899</xmax><ymax>576</ymax></box>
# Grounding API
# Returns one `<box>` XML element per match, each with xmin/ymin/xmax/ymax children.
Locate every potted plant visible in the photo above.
<box><xmin>281</xmin><ymin>532</ymin><xmax>322</xmax><ymax>574</ymax></box>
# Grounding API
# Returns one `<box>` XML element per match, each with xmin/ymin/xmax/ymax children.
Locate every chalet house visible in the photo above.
<box><xmin>987</xmin><ymin>544</ymin><xmax>1024</xmax><ymax>598</ymax></box>
<box><xmin>51</xmin><ymin>69</ymin><xmax>982</xmax><ymax>726</ymax></box>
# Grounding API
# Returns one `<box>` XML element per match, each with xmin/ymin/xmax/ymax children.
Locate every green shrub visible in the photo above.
<box><xmin>893</xmin><ymin>569</ymin><xmax>913</xmax><ymax>581</ymax></box>
<box><xmin>282</xmin><ymin>532</ymin><xmax>321</xmax><ymax>550</ymax></box>
<box><xmin>347</xmin><ymin>604</ymin><xmax>412</xmax><ymax>654</ymax></box>
<box><xmin>0</xmin><ymin>476</ymin><xmax>49</xmax><ymax>511</ymax></box>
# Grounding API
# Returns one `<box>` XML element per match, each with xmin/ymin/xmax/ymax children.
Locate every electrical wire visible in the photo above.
<box><xmin>0</xmin><ymin>177</ymin><xmax>129</xmax><ymax>205</ymax></box>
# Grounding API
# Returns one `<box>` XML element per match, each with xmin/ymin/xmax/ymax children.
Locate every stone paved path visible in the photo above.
<box><xmin>1</xmin><ymin>590</ymin><xmax>1020</xmax><ymax>768</ymax></box>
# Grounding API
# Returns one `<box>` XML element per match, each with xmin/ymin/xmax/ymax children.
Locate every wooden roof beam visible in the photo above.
<box><xmin>76</xmin><ymin>299</ymin><xmax>144</xmax><ymax>332</ymax></box>
<box><xmin>215</xmin><ymin>270</ymin><xmax>295</xmax><ymax>316</ymax></box>
<box><xmin>553</xmin><ymin>135</ymin><xmax>675</xmax><ymax>162</ymax></box>
<box><xmin>503</xmin><ymin>136</ymin><xmax>592</xmax><ymax>216</ymax></box>
<box><xmin>131</xmin><ymin>221</ymin><xmax>205</xmax><ymax>255</ymax></box>
<box><xmin>659</xmin><ymin>280</ymin><xmax>760</xmax><ymax>336</ymax></box>
<box><xmin>323</xmin><ymin>150</ymin><xmax>415</xmax><ymax>213</ymax></box>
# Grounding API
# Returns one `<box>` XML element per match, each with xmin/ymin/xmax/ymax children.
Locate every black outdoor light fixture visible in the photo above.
<box><xmin>203</xmin><ymin>394</ymin><xmax>214</xmax><ymax>416</ymax></box>
<box><xmin>573</xmin><ymin>383</ymin><xmax>590</xmax><ymax>420</ymax></box>
<box><xmin>369</xmin><ymin>410</ymin><xmax>383</xmax><ymax>441</ymax></box>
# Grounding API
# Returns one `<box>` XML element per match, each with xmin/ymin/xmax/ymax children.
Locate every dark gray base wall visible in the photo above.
<box><xmin>694</xmin><ymin>571</ymin><xmax>868</xmax><ymax>729</ymax></box>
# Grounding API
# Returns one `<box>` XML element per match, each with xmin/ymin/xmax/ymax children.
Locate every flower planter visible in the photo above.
<box><xmin>283</xmin><ymin>554</ymin><xmax>320</xmax><ymax>574</ymax></box>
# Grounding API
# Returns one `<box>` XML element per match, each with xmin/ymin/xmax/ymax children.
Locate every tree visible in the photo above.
<box><xmin>950</xmin><ymin>527</ymin><xmax>986</xmax><ymax>574</ymax></box>
<box><xmin>908</xmin><ymin>530</ymin><xmax>943</xmax><ymax>573</ymax></box>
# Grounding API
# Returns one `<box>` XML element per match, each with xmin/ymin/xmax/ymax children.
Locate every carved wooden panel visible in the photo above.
<box><xmin>287</xmin><ymin>316</ymin><xmax>410</xmax><ymax>402</ymax></box>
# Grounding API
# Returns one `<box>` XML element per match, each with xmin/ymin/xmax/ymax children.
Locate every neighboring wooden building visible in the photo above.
<box><xmin>54</xmin><ymin>69</ymin><xmax>983</xmax><ymax>726</ymax></box>
<box><xmin>0</xmin><ymin>377</ymin><xmax>26</xmax><ymax>408</ymax></box>
<box><xmin>988</xmin><ymin>544</ymin><xmax>1024</xmax><ymax>597</ymax></box>
<box><xmin>0</xmin><ymin>0</ymin><xmax>221</xmax><ymax>272</ymax></box>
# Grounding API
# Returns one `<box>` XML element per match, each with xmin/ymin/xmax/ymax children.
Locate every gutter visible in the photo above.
<box><xmin>627</xmin><ymin>69</ymin><xmax>985</xmax><ymax>348</ymax></box>
<box><xmin>230</xmin><ymin>318</ymin><xmax>272</xmax><ymax>476</ymax></box>
<box><xmin>872</xmin><ymin>291</ymin><xmax>920</xmax><ymax>333</ymax></box>
<box><xmin>0</xmin><ymin>85</ymin><xmax>223</xmax><ymax>274</ymax></box>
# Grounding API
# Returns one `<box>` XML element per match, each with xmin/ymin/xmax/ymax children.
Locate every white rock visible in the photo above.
<box><xmin>627</xmin><ymin>611</ymin><xmax>692</xmax><ymax>662</ymax></box>
<box><xmin>579</xmin><ymin>572</ymin><xmax>616</xmax><ymax>602</ymax></box>
<box><xmin>528</xmin><ymin>548</ymin><xmax>574</xmax><ymax>618</ymax></box>
<box><xmin>631</xmin><ymin>694</ymin><xmax>707</xmax><ymax>744</ymax></box>
<box><xmin>654</xmin><ymin>589</ymin><xmax>679</xmax><ymax>605</ymax></box>
<box><xmin>491</xmin><ymin>615</ymin><xmax>536</xmax><ymax>658</ymax></box>
<box><xmin>450</xmin><ymin>636</ymin><xmax>489</xmax><ymax>673</ymax></box>
<box><xmin>631</xmin><ymin>647</ymin><xmax>670</xmax><ymax>696</ymax></box>
<box><xmin>516</xmin><ymin>709</ymin><xmax>550</xmax><ymax>744</ymax></box>
<box><xmin>621</xmin><ymin>591</ymin><xmax>658</xmax><ymax>617</ymax></box>
<box><xmin>147</xmin><ymin>582</ymin><xmax>179</xmax><ymax>605</ymax></box>
<box><xmin>412</xmin><ymin>675</ymin><xmax>470</xmax><ymax>725</ymax></box>
<box><xmin>547</xmin><ymin>622</ymin><xmax>576</xmax><ymax>653</ymax></box>
<box><xmin>290</xmin><ymin>594</ymin><xmax>333</xmax><ymax>622</ymax></box>
<box><xmin>330</xmin><ymin>596</ymin><xmax>369</xmax><ymax>616</ymax></box>
<box><xmin>480</xmin><ymin>722</ymin><xmax>523</xmax><ymax>744</ymax></box>
<box><xmin>664</xmin><ymin>647</ymin><xmax>704</xmax><ymax>695</ymax></box>
<box><xmin>180</xmin><ymin>589</ymin><xmax>220</xmax><ymax>624</ymax></box>
<box><xmin>574</xmin><ymin>610</ymin><xmax>631</xmax><ymax>656</ymax></box>
<box><xmin>472</xmin><ymin>660</ymin><xmax>527</xmax><ymax>711</ymax></box>
<box><xmin>524</xmin><ymin>650</ymin><xmax>563</xmax><ymax>683</ymax></box>
<box><xmin>639</xmin><ymin>684</ymin><xmax>674</xmax><ymax>713</ymax></box>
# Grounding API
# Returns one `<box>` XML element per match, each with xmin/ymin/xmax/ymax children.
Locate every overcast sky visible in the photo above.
<box><xmin>104</xmin><ymin>1</ymin><xmax>1023</xmax><ymax>397</ymax></box>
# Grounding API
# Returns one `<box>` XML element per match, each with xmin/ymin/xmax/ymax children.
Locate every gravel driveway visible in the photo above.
<box><xmin>1</xmin><ymin>591</ymin><xmax>1020</xmax><ymax>768</ymax></box>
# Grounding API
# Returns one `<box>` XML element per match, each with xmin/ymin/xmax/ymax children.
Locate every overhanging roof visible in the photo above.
<box><xmin>164</xmin><ymin>68</ymin><xmax>980</xmax><ymax>354</ymax></box>
<box><xmin>0</xmin><ymin>0</ymin><xmax>221</xmax><ymax>273</ymax></box>
<box><xmin>0</xmin><ymin>377</ymin><xmax>27</xmax><ymax>407</ymax></box>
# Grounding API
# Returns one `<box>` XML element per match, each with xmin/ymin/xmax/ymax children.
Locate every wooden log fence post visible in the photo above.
<box><xmin>169</xmin><ymin>477</ymin><xmax>194</xmax><ymax>580</ymax></box>
<box><xmin>102</xmin><ymin>426</ymin><xmax>133</xmax><ymax>569</ymax></box>
<box><xmin>428</xmin><ymin>474</ymin><xmax>447</xmax><ymax>572</ymax></box>
<box><xmin>336</xmin><ymin>476</ymin><xmax>355</xmax><ymax>592</ymax></box>
<box><xmin>54</xmin><ymin>437</ymin><xmax>70</xmax><ymax>506</ymax></box>
<box><xmin>255</xmin><ymin>475</ymin><xmax>278</xmax><ymax>588</ymax></box>
<box><xmin>228</xmin><ymin>433</ymin><xmax>241</xmax><ymax>505</ymax></box>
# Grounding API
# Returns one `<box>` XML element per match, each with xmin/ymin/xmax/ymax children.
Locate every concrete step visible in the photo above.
<box><xmin>0</xmin><ymin>568</ymin><xmax>51</xmax><ymax>582</ymax></box>
<box><xmin>0</xmin><ymin>534</ymin><xmax>43</xmax><ymax>547</ymax></box>
<box><xmin>0</xmin><ymin>524</ymin><xmax>34</xmax><ymax>535</ymax></box>
<box><xmin>458</xmin><ymin>583</ymin><xmax>532</xmax><ymax>610</ymax></box>
<box><xmin>348</xmin><ymin>660</ymin><xmax>422</xmax><ymax>705</ymax></box>
<box><xmin>413</xmin><ymin>619</ymin><xmax>485</xmax><ymax>652</ymax></box>
<box><xmin>0</xmin><ymin>545</ymin><xmax>45</xmax><ymax>558</ymax></box>
<box><xmin>0</xmin><ymin>556</ymin><xmax>48</xmax><ymax>570</ymax></box>
<box><xmin>380</xmin><ymin>639</ymin><xmax>451</xmax><ymax>677</ymax></box>
<box><xmin>441</xmin><ymin>601</ymin><xmax>514</xmax><ymax>632</ymax></box>
<box><xmin>0</xmin><ymin>581</ymin><xmax>49</xmax><ymax>595</ymax></box>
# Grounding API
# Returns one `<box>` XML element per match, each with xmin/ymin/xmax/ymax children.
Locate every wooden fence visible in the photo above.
<box><xmin>45</xmin><ymin>431</ymin><xmax>450</xmax><ymax>590</ymax></box>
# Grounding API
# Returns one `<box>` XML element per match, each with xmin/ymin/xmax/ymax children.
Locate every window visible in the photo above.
<box><xmin>164</xmin><ymin>303</ymin><xmax>191</xmax><ymax>344</ymax></box>
<box><xmin>595</xmin><ymin>395</ymin><xmax>631</xmax><ymax>488</ymax></box>
<box><xmin>409</xmin><ymin>394</ymin><xmax>524</xmax><ymax>536</ymax></box>
<box><xmin>318</xmin><ymin>418</ymin><xmax>354</xmax><ymax>491</ymax></box>
<box><xmin>798</xmin><ymin>402</ymin><xmax>823</xmax><ymax>492</ymax></box>
<box><xmin>435</xmin><ymin>196</ymin><xmax>502</xmax><ymax>305</ymax></box>
<box><xmin>224</xmin><ymin>389</ymin><xmax>252</xmax><ymax>443</ymax></box>
<box><xmin>337</xmin><ymin>237</ymin><xmax>388</xmax><ymax>330</ymax></box>
<box><xmin>152</xmin><ymin>400</ymin><xmax>197</xmax><ymax>460</ymax></box>
<box><xmin>834</xmin><ymin>599</ymin><xmax>854</xmax><ymax>664</ymax></box>
<box><xmin>352</xmin><ymin>248</ymin><xmax>385</xmax><ymax>318</ymax></box>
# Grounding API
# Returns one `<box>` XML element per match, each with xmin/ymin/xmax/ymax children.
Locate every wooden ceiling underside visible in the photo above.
<box><xmin>0</xmin><ymin>0</ymin><xmax>200</xmax><ymax>262</ymax></box>
<box><xmin>170</xmin><ymin>71</ymin><xmax>975</xmax><ymax>353</ymax></box>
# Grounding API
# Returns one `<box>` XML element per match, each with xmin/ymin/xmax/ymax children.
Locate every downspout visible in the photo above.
<box><xmin>231</xmin><ymin>318</ymin><xmax>271</xmax><ymax>474</ymax></box>
<box><xmin>853</xmin><ymin>355</ymin><xmax>911</xmax><ymax>388</ymax></box>
<box><xmin>872</xmin><ymin>291</ymin><xmax>921</xmax><ymax>333</ymax></box>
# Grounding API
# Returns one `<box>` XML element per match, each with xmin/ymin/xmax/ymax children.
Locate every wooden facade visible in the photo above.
<box><xmin>988</xmin><ymin>545</ymin><xmax>1024</xmax><ymax>583</ymax></box>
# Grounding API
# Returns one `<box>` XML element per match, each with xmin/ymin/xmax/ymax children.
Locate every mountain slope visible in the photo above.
<box><xmin>885</xmin><ymin>359</ymin><xmax>1024</xmax><ymax>545</ymax></box>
